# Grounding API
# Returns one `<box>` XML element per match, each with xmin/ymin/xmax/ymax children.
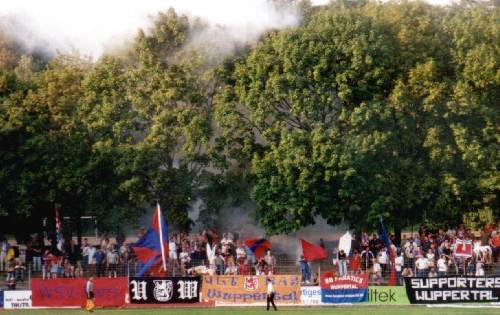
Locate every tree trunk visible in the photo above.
<box><xmin>394</xmin><ymin>223</ymin><xmax>402</xmax><ymax>246</ymax></box>
<box><xmin>76</xmin><ymin>208</ymin><xmax>82</xmax><ymax>247</ymax></box>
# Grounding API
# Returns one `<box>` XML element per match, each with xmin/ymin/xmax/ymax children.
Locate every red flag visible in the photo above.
<box><xmin>301</xmin><ymin>239</ymin><xmax>327</xmax><ymax>261</ymax></box>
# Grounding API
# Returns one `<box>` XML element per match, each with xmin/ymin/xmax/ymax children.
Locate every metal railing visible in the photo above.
<box><xmin>2</xmin><ymin>258</ymin><xmax>499</xmax><ymax>290</ymax></box>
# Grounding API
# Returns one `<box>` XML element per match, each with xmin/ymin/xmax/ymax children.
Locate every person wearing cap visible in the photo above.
<box><xmin>266</xmin><ymin>277</ymin><xmax>277</xmax><ymax>311</ymax></box>
<box><xmin>85</xmin><ymin>277</ymin><xmax>95</xmax><ymax>312</ymax></box>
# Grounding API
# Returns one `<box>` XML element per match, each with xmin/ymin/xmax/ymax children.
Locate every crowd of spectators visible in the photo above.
<box><xmin>163</xmin><ymin>229</ymin><xmax>277</xmax><ymax>277</ymax></box>
<box><xmin>2</xmin><ymin>220</ymin><xmax>499</xmax><ymax>288</ymax></box>
<box><xmin>329</xmin><ymin>222</ymin><xmax>500</xmax><ymax>285</ymax></box>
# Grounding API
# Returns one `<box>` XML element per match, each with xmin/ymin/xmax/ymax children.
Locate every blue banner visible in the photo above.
<box><xmin>0</xmin><ymin>290</ymin><xmax>3</xmax><ymax>308</ymax></box>
<box><xmin>321</xmin><ymin>288</ymin><xmax>368</xmax><ymax>303</ymax></box>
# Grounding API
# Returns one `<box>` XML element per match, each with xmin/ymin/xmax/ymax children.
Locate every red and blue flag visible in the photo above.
<box><xmin>244</xmin><ymin>238</ymin><xmax>271</xmax><ymax>259</ymax></box>
<box><xmin>132</xmin><ymin>203</ymin><xmax>168</xmax><ymax>276</ymax></box>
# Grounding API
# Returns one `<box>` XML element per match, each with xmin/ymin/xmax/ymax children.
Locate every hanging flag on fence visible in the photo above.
<box><xmin>132</xmin><ymin>203</ymin><xmax>169</xmax><ymax>276</ymax></box>
<box><xmin>300</xmin><ymin>239</ymin><xmax>327</xmax><ymax>261</ymax></box>
<box><xmin>244</xmin><ymin>238</ymin><xmax>271</xmax><ymax>259</ymax></box>
<box><xmin>454</xmin><ymin>239</ymin><xmax>473</xmax><ymax>257</ymax></box>
<box><xmin>55</xmin><ymin>206</ymin><xmax>65</xmax><ymax>253</ymax></box>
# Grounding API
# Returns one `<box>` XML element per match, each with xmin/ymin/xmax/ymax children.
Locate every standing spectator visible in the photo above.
<box><xmin>256</xmin><ymin>258</ymin><xmax>268</xmax><ymax>275</ymax></box>
<box><xmin>179</xmin><ymin>246</ymin><xmax>191</xmax><ymax>275</ymax></box>
<box><xmin>220</xmin><ymin>233</ymin><xmax>233</xmax><ymax>254</ymax></box>
<box><xmin>6</xmin><ymin>258</ymin><xmax>15</xmax><ymax>281</ymax></box>
<box><xmin>426</xmin><ymin>249</ymin><xmax>435</xmax><ymax>270</ymax></box>
<box><xmin>235</xmin><ymin>241</ymin><xmax>246</xmax><ymax>261</ymax></box>
<box><xmin>428</xmin><ymin>267</ymin><xmax>437</xmax><ymax>277</ymax></box>
<box><xmin>395</xmin><ymin>251</ymin><xmax>404</xmax><ymax>285</ymax></box>
<box><xmin>491</xmin><ymin>231</ymin><xmax>500</xmax><ymax>262</ymax></box>
<box><xmin>42</xmin><ymin>249</ymin><xmax>52</xmax><ymax>279</ymax></box>
<box><xmin>465</xmin><ymin>257</ymin><xmax>475</xmax><ymax>276</ymax></box>
<box><xmin>31</xmin><ymin>241</ymin><xmax>42</xmax><ymax>273</ymax></box>
<box><xmin>371</xmin><ymin>258</ymin><xmax>382</xmax><ymax>285</ymax></box>
<box><xmin>82</xmin><ymin>238</ymin><xmax>91</xmax><ymax>273</ymax></box>
<box><xmin>377</xmin><ymin>247</ymin><xmax>388</xmax><ymax>277</ymax></box>
<box><xmin>415</xmin><ymin>254</ymin><xmax>429</xmax><ymax>277</ymax></box>
<box><xmin>94</xmin><ymin>247</ymin><xmax>106</xmax><ymax>277</ymax></box>
<box><xmin>169</xmin><ymin>236</ymin><xmax>178</xmax><ymax>272</ymax></box>
<box><xmin>299</xmin><ymin>255</ymin><xmax>311</xmax><ymax>284</ymax></box>
<box><xmin>106</xmin><ymin>245</ymin><xmax>119</xmax><ymax>278</ymax></box>
<box><xmin>350</xmin><ymin>250</ymin><xmax>361</xmax><ymax>274</ymax></box>
<box><xmin>475</xmin><ymin>259</ymin><xmax>485</xmax><ymax>276</ymax></box>
<box><xmin>404</xmin><ymin>242</ymin><xmax>415</xmax><ymax>270</ymax></box>
<box><xmin>238</xmin><ymin>258</ymin><xmax>251</xmax><ymax>275</ymax></box>
<box><xmin>224</xmin><ymin>255</ymin><xmax>238</xmax><ymax>275</ymax></box>
<box><xmin>264</xmin><ymin>250</ymin><xmax>276</xmax><ymax>275</ymax></box>
<box><xmin>361</xmin><ymin>247</ymin><xmax>374</xmax><ymax>272</ymax></box>
<box><xmin>214</xmin><ymin>250</ymin><xmax>225</xmax><ymax>275</ymax></box>
<box><xmin>87</xmin><ymin>245</ymin><xmax>97</xmax><ymax>277</ymax></box>
<box><xmin>437</xmin><ymin>255</ymin><xmax>448</xmax><ymax>277</ymax></box>
<box><xmin>401</xmin><ymin>266</ymin><xmax>414</xmax><ymax>278</ymax></box>
<box><xmin>338</xmin><ymin>249</ymin><xmax>348</xmax><ymax>277</ymax></box>
<box><xmin>119</xmin><ymin>242</ymin><xmax>129</xmax><ymax>276</ymax></box>
<box><xmin>0</xmin><ymin>238</ymin><xmax>7</xmax><ymax>271</ymax></box>
<box><xmin>50</xmin><ymin>257</ymin><xmax>60</xmax><ymax>279</ymax></box>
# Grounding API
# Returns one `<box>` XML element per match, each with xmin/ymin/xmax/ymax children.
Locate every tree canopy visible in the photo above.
<box><xmin>0</xmin><ymin>1</ymin><xmax>498</xmax><ymax>241</ymax></box>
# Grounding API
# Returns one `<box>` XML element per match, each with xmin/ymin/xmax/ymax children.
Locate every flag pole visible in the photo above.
<box><xmin>157</xmin><ymin>203</ymin><xmax>167</xmax><ymax>272</ymax></box>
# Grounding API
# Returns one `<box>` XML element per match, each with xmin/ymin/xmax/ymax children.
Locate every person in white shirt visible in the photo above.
<box><xmin>437</xmin><ymin>255</ymin><xmax>448</xmax><ymax>277</ymax></box>
<box><xmin>475</xmin><ymin>261</ymin><xmax>485</xmax><ymax>276</ymax></box>
<box><xmin>395</xmin><ymin>252</ymin><xmax>404</xmax><ymax>285</ymax></box>
<box><xmin>169</xmin><ymin>239</ymin><xmax>178</xmax><ymax>260</ymax></box>
<box><xmin>426</xmin><ymin>249</ymin><xmax>435</xmax><ymax>268</ymax></box>
<box><xmin>0</xmin><ymin>240</ymin><xmax>7</xmax><ymax>271</ymax></box>
<box><xmin>235</xmin><ymin>241</ymin><xmax>246</xmax><ymax>260</ymax></box>
<box><xmin>87</xmin><ymin>246</ymin><xmax>96</xmax><ymax>276</ymax></box>
<box><xmin>415</xmin><ymin>255</ymin><xmax>429</xmax><ymax>277</ymax></box>
<box><xmin>377</xmin><ymin>248</ymin><xmax>388</xmax><ymax>276</ymax></box>
<box><xmin>106</xmin><ymin>247</ymin><xmax>119</xmax><ymax>278</ymax></box>
<box><xmin>266</xmin><ymin>277</ymin><xmax>277</xmax><ymax>311</ymax></box>
<box><xmin>372</xmin><ymin>259</ymin><xmax>382</xmax><ymax>285</ymax></box>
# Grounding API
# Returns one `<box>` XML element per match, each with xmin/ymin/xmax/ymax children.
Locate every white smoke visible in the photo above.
<box><xmin>0</xmin><ymin>0</ymin><xmax>322</xmax><ymax>58</ymax></box>
<box><xmin>205</xmin><ymin>202</ymin><xmax>347</xmax><ymax>261</ymax></box>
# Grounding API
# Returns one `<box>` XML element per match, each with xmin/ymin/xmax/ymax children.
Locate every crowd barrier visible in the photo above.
<box><xmin>1</xmin><ymin>274</ymin><xmax>498</xmax><ymax>309</ymax></box>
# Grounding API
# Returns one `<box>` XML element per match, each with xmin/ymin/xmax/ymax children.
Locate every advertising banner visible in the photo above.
<box><xmin>300</xmin><ymin>286</ymin><xmax>324</xmax><ymax>305</ymax></box>
<box><xmin>129</xmin><ymin>277</ymin><xmax>200</xmax><ymax>304</ymax></box>
<box><xmin>366</xmin><ymin>286</ymin><xmax>409</xmax><ymax>305</ymax></box>
<box><xmin>31</xmin><ymin>277</ymin><xmax>127</xmax><ymax>307</ymax></box>
<box><xmin>320</xmin><ymin>271</ymin><xmax>368</xmax><ymax>304</ymax></box>
<box><xmin>201</xmin><ymin>275</ymin><xmax>301</xmax><ymax>304</ymax></box>
<box><xmin>405</xmin><ymin>276</ymin><xmax>500</xmax><ymax>304</ymax></box>
<box><xmin>0</xmin><ymin>290</ymin><xmax>3</xmax><ymax>308</ymax></box>
<box><xmin>3</xmin><ymin>290</ymin><xmax>32</xmax><ymax>309</ymax></box>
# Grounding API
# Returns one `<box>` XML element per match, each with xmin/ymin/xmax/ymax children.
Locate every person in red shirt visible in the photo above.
<box><xmin>350</xmin><ymin>250</ymin><xmax>361</xmax><ymax>274</ymax></box>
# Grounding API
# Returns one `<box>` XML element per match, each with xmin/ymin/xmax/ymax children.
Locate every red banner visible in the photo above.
<box><xmin>32</xmin><ymin>277</ymin><xmax>127</xmax><ymax>307</ymax></box>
